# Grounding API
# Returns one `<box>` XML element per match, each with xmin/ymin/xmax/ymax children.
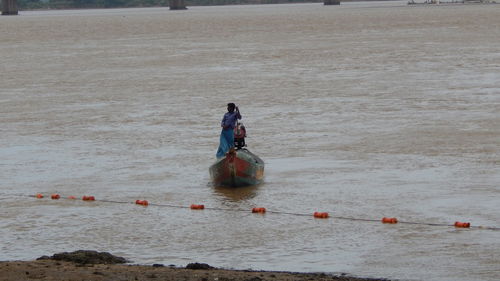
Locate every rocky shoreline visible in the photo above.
<box><xmin>0</xmin><ymin>251</ymin><xmax>390</xmax><ymax>281</ymax></box>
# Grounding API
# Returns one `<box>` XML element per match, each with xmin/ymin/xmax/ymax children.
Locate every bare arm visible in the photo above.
<box><xmin>236</xmin><ymin>106</ymin><xmax>242</xmax><ymax>120</ymax></box>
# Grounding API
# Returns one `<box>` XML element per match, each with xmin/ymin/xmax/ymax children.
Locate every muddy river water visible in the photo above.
<box><xmin>1</xmin><ymin>2</ymin><xmax>499</xmax><ymax>280</ymax></box>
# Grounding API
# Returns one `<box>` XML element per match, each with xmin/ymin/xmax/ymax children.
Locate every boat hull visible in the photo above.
<box><xmin>209</xmin><ymin>149</ymin><xmax>264</xmax><ymax>187</ymax></box>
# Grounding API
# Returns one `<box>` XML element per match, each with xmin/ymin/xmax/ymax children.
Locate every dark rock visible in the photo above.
<box><xmin>152</xmin><ymin>264</ymin><xmax>164</xmax><ymax>267</ymax></box>
<box><xmin>186</xmin><ymin>263</ymin><xmax>213</xmax><ymax>270</ymax></box>
<box><xmin>324</xmin><ymin>0</ymin><xmax>340</xmax><ymax>5</ymax></box>
<box><xmin>37</xmin><ymin>250</ymin><xmax>127</xmax><ymax>265</ymax></box>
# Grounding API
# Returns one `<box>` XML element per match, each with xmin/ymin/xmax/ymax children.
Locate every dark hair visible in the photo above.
<box><xmin>227</xmin><ymin>103</ymin><xmax>236</xmax><ymax>108</ymax></box>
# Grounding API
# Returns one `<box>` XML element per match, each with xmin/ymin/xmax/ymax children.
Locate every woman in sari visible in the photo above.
<box><xmin>216</xmin><ymin>103</ymin><xmax>241</xmax><ymax>158</ymax></box>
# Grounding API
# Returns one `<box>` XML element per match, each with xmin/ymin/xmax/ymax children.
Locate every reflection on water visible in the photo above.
<box><xmin>1</xmin><ymin>2</ymin><xmax>500</xmax><ymax>281</ymax></box>
<box><xmin>213</xmin><ymin>185</ymin><xmax>259</xmax><ymax>202</ymax></box>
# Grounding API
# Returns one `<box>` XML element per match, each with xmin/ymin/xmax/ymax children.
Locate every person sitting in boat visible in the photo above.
<box><xmin>216</xmin><ymin>103</ymin><xmax>241</xmax><ymax>158</ymax></box>
<box><xmin>234</xmin><ymin>121</ymin><xmax>246</xmax><ymax>149</ymax></box>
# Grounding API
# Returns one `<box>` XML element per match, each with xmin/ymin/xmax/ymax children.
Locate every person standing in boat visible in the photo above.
<box><xmin>216</xmin><ymin>103</ymin><xmax>241</xmax><ymax>158</ymax></box>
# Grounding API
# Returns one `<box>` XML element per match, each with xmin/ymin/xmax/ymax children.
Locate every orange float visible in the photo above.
<box><xmin>68</xmin><ymin>196</ymin><xmax>76</xmax><ymax>199</ymax></box>
<box><xmin>135</xmin><ymin>200</ymin><xmax>149</xmax><ymax>206</ymax></box>
<box><xmin>454</xmin><ymin>221</ymin><xmax>470</xmax><ymax>228</ymax></box>
<box><xmin>36</xmin><ymin>193</ymin><xmax>44</xmax><ymax>199</ymax></box>
<box><xmin>82</xmin><ymin>196</ymin><xmax>95</xmax><ymax>201</ymax></box>
<box><xmin>51</xmin><ymin>194</ymin><xmax>60</xmax><ymax>200</ymax></box>
<box><xmin>190</xmin><ymin>204</ymin><xmax>205</xmax><ymax>210</ymax></box>
<box><xmin>313</xmin><ymin>212</ymin><xmax>329</xmax><ymax>219</ymax></box>
<box><xmin>381</xmin><ymin>217</ymin><xmax>398</xmax><ymax>224</ymax></box>
<box><xmin>252</xmin><ymin>207</ymin><xmax>266</xmax><ymax>213</ymax></box>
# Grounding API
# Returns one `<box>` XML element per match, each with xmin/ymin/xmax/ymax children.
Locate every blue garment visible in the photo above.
<box><xmin>216</xmin><ymin>110</ymin><xmax>241</xmax><ymax>158</ymax></box>
<box><xmin>221</xmin><ymin>111</ymin><xmax>241</xmax><ymax>130</ymax></box>
<box><xmin>216</xmin><ymin>128</ymin><xmax>234</xmax><ymax>158</ymax></box>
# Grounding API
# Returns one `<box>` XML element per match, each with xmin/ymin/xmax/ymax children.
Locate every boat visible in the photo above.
<box><xmin>210</xmin><ymin>122</ymin><xmax>264</xmax><ymax>187</ymax></box>
<box><xmin>209</xmin><ymin>148</ymin><xmax>265</xmax><ymax>187</ymax></box>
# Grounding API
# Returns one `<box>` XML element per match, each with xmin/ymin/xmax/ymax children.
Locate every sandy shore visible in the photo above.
<box><xmin>0</xmin><ymin>259</ymin><xmax>389</xmax><ymax>281</ymax></box>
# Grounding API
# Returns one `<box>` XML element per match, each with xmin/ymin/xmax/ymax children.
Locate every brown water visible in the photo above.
<box><xmin>1</xmin><ymin>2</ymin><xmax>499</xmax><ymax>280</ymax></box>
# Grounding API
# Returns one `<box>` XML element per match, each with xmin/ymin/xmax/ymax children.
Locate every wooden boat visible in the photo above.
<box><xmin>209</xmin><ymin>148</ymin><xmax>264</xmax><ymax>187</ymax></box>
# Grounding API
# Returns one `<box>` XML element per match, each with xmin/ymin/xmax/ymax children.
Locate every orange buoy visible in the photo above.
<box><xmin>252</xmin><ymin>207</ymin><xmax>266</xmax><ymax>213</ymax></box>
<box><xmin>135</xmin><ymin>200</ymin><xmax>149</xmax><ymax>206</ymax></box>
<box><xmin>82</xmin><ymin>196</ymin><xmax>95</xmax><ymax>201</ymax></box>
<box><xmin>381</xmin><ymin>217</ymin><xmax>398</xmax><ymax>224</ymax></box>
<box><xmin>454</xmin><ymin>221</ymin><xmax>470</xmax><ymax>228</ymax></box>
<box><xmin>68</xmin><ymin>196</ymin><xmax>76</xmax><ymax>199</ymax></box>
<box><xmin>36</xmin><ymin>193</ymin><xmax>44</xmax><ymax>199</ymax></box>
<box><xmin>51</xmin><ymin>194</ymin><xmax>60</xmax><ymax>200</ymax></box>
<box><xmin>313</xmin><ymin>212</ymin><xmax>329</xmax><ymax>219</ymax></box>
<box><xmin>190</xmin><ymin>204</ymin><xmax>205</xmax><ymax>210</ymax></box>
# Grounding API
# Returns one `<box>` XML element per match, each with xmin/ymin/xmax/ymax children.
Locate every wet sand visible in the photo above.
<box><xmin>0</xmin><ymin>260</ymin><xmax>388</xmax><ymax>281</ymax></box>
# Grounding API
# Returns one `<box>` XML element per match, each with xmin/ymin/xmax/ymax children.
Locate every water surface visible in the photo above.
<box><xmin>1</xmin><ymin>2</ymin><xmax>499</xmax><ymax>280</ymax></box>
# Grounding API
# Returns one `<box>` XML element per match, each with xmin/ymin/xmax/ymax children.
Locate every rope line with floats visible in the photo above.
<box><xmin>3</xmin><ymin>193</ymin><xmax>499</xmax><ymax>231</ymax></box>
